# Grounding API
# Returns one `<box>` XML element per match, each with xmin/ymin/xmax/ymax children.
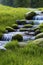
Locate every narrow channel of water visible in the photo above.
<box><xmin>0</xmin><ymin>12</ymin><xmax>43</xmax><ymax>49</ymax></box>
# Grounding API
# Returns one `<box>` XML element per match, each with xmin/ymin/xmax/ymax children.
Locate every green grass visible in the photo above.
<box><xmin>0</xmin><ymin>5</ymin><xmax>42</xmax><ymax>34</ymax></box>
<box><xmin>0</xmin><ymin>39</ymin><xmax>43</xmax><ymax>65</ymax></box>
<box><xmin>38</xmin><ymin>8</ymin><xmax>43</xmax><ymax>11</ymax></box>
<box><xmin>39</xmin><ymin>23</ymin><xmax>43</xmax><ymax>32</ymax></box>
<box><xmin>0</xmin><ymin>5</ymin><xmax>43</xmax><ymax>65</ymax></box>
<box><xmin>5</xmin><ymin>41</ymin><xmax>19</xmax><ymax>50</ymax></box>
<box><xmin>0</xmin><ymin>4</ymin><xmax>29</xmax><ymax>33</ymax></box>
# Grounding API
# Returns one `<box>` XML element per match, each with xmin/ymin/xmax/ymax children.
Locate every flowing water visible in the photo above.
<box><xmin>0</xmin><ymin>11</ymin><xmax>43</xmax><ymax>49</ymax></box>
<box><xmin>2</xmin><ymin>32</ymin><xmax>25</xmax><ymax>41</ymax></box>
<box><xmin>0</xmin><ymin>24</ymin><xmax>36</xmax><ymax>48</ymax></box>
<box><xmin>0</xmin><ymin>24</ymin><xmax>38</xmax><ymax>48</ymax></box>
<box><xmin>33</xmin><ymin>13</ymin><xmax>43</xmax><ymax>23</ymax></box>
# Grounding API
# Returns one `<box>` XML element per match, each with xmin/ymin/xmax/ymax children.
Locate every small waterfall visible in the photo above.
<box><xmin>33</xmin><ymin>15</ymin><xmax>43</xmax><ymax>20</ymax></box>
<box><xmin>33</xmin><ymin>15</ymin><xmax>43</xmax><ymax>24</ymax></box>
<box><xmin>0</xmin><ymin>15</ymin><xmax>41</xmax><ymax>48</ymax></box>
<box><xmin>0</xmin><ymin>24</ymin><xmax>37</xmax><ymax>49</ymax></box>
<box><xmin>2</xmin><ymin>31</ymin><xmax>35</xmax><ymax>41</ymax></box>
<box><xmin>0</xmin><ymin>11</ymin><xmax>43</xmax><ymax>49</ymax></box>
<box><xmin>2</xmin><ymin>32</ymin><xmax>25</xmax><ymax>41</ymax></box>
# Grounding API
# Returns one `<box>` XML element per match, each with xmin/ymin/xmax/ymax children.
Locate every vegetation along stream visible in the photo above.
<box><xmin>0</xmin><ymin>10</ymin><xmax>43</xmax><ymax>50</ymax></box>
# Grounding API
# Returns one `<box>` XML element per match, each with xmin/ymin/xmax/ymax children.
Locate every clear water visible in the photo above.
<box><xmin>0</xmin><ymin>41</ymin><xmax>8</xmax><ymax>46</ymax></box>
<box><xmin>2</xmin><ymin>31</ymin><xmax>35</xmax><ymax>41</ymax></box>
<box><xmin>18</xmin><ymin>25</ymin><xmax>24</xmax><ymax>28</ymax></box>
<box><xmin>33</xmin><ymin>15</ymin><xmax>43</xmax><ymax>20</ymax></box>
<box><xmin>0</xmin><ymin>12</ymin><xmax>43</xmax><ymax>48</ymax></box>
<box><xmin>33</xmin><ymin>14</ymin><xmax>43</xmax><ymax>23</ymax></box>
<box><xmin>2</xmin><ymin>32</ymin><xmax>25</xmax><ymax>41</ymax></box>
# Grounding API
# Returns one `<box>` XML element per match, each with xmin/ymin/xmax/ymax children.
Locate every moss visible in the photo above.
<box><xmin>20</xmin><ymin>28</ymin><xmax>34</xmax><ymax>32</ymax></box>
<box><xmin>12</xmin><ymin>24</ymin><xmax>18</xmax><ymax>29</ymax></box>
<box><xmin>39</xmin><ymin>23</ymin><xmax>43</xmax><ymax>32</ymax></box>
<box><xmin>20</xmin><ymin>28</ymin><xmax>26</xmax><ymax>31</ymax></box>
<box><xmin>16</xmin><ymin>20</ymin><xmax>26</xmax><ymax>25</ymax></box>
<box><xmin>35</xmin><ymin>29</ymin><xmax>41</xmax><ymax>35</ymax></box>
<box><xmin>25</xmin><ymin>11</ymin><xmax>36</xmax><ymax>20</ymax></box>
<box><xmin>30</xmin><ymin>38</ymin><xmax>43</xmax><ymax>47</ymax></box>
<box><xmin>24</xmin><ymin>24</ymin><xmax>33</xmax><ymax>28</ymax></box>
<box><xmin>12</xmin><ymin>34</ymin><xmax>23</xmax><ymax>41</ymax></box>
<box><xmin>6</xmin><ymin>26</ymin><xmax>15</xmax><ymax>32</ymax></box>
<box><xmin>35</xmin><ymin>33</ymin><xmax>43</xmax><ymax>39</ymax></box>
<box><xmin>39</xmin><ymin>23</ymin><xmax>43</xmax><ymax>28</ymax></box>
<box><xmin>34</xmin><ymin>27</ymin><xmax>40</xmax><ymax>31</ymax></box>
<box><xmin>20</xmin><ymin>20</ymin><xmax>26</xmax><ymax>25</ymax></box>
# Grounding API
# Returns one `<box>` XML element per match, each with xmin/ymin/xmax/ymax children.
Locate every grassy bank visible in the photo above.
<box><xmin>0</xmin><ymin>5</ymin><xmax>43</xmax><ymax>65</ymax></box>
<box><xmin>0</xmin><ymin>39</ymin><xmax>43</xmax><ymax>65</ymax></box>
<box><xmin>0</xmin><ymin>5</ymin><xmax>29</xmax><ymax>33</ymax></box>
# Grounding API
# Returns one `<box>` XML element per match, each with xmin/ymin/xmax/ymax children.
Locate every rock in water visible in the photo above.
<box><xmin>25</xmin><ymin>12</ymin><xmax>36</xmax><ymax>20</ymax></box>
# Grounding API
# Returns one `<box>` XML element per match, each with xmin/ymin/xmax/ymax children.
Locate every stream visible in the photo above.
<box><xmin>0</xmin><ymin>11</ymin><xmax>43</xmax><ymax>50</ymax></box>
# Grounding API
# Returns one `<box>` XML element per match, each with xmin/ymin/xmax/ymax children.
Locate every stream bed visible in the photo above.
<box><xmin>0</xmin><ymin>11</ymin><xmax>43</xmax><ymax>49</ymax></box>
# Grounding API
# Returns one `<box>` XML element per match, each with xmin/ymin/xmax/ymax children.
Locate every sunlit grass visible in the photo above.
<box><xmin>0</xmin><ymin>40</ymin><xmax>43</xmax><ymax>65</ymax></box>
<box><xmin>0</xmin><ymin>4</ymin><xmax>30</xmax><ymax>33</ymax></box>
<box><xmin>0</xmin><ymin>4</ymin><xmax>43</xmax><ymax>65</ymax></box>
